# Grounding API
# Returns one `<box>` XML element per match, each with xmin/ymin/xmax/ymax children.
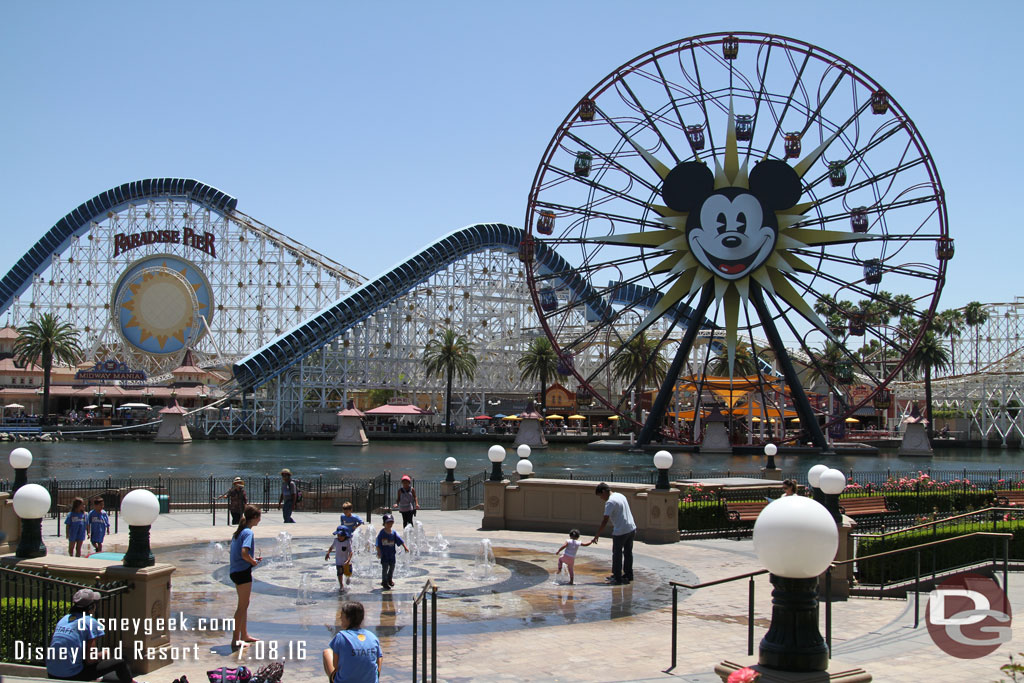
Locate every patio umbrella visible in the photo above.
<box><xmin>82</xmin><ymin>404</ymin><xmax>99</xmax><ymax>410</ymax></box>
<box><xmin>119</xmin><ymin>403</ymin><xmax>151</xmax><ymax>409</ymax></box>
<box><xmin>473</xmin><ymin>415</ymin><xmax>492</xmax><ymax>420</ymax></box>
<box><xmin>568</xmin><ymin>415</ymin><xmax>586</xmax><ymax>420</ymax></box>
<box><xmin>608</xmin><ymin>415</ymin><xmax>620</xmax><ymax>421</ymax></box>
<box><xmin>546</xmin><ymin>414</ymin><xmax>564</xmax><ymax>420</ymax></box>
<box><xmin>502</xmin><ymin>415</ymin><xmax>521</xmax><ymax>421</ymax></box>
<box><xmin>845</xmin><ymin>417</ymin><xmax>860</xmax><ymax>423</ymax></box>
<box><xmin>493</xmin><ymin>413</ymin><xmax>506</xmax><ymax>419</ymax></box>
<box><xmin>3</xmin><ymin>403</ymin><xmax>25</xmax><ymax>410</ymax></box>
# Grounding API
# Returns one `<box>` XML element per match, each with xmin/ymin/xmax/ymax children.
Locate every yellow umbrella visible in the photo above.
<box><xmin>845</xmin><ymin>417</ymin><xmax>860</xmax><ymax>423</ymax></box>
<box><xmin>608</xmin><ymin>415</ymin><xmax>620</xmax><ymax>421</ymax></box>
<box><xmin>546</xmin><ymin>414</ymin><xmax>564</xmax><ymax>420</ymax></box>
<box><xmin>502</xmin><ymin>415</ymin><xmax>521</xmax><ymax>421</ymax></box>
<box><xmin>568</xmin><ymin>415</ymin><xmax>586</xmax><ymax>420</ymax></box>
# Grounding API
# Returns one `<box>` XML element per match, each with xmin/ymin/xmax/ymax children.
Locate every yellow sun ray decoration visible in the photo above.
<box><xmin>585</xmin><ymin>101</ymin><xmax>868</xmax><ymax>375</ymax></box>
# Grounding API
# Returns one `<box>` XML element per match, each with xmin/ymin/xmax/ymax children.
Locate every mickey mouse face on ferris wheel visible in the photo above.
<box><xmin>661</xmin><ymin>159</ymin><xmax>802</xmax><ymax>281</ymax></box>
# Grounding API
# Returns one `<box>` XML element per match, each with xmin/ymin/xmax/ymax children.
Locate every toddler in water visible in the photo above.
<box><xmin>325</xmin><ymin>526</ymin><xmax>354</xmax><ymax>592</ymax></box>
<box><xmin>554</xmin><ymin>529</ymin><xmax>593</xmax><ymax>585</ymax></box>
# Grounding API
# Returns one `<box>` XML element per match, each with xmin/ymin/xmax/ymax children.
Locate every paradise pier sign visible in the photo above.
<box><xmin>113</xmin><ymin>228</ymin><xmax>217</xmax><ymax>258</ymax></box>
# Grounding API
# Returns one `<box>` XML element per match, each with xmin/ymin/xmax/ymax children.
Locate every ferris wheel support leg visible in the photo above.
<box><xmin>748</xmin><ymin>286</ymin><xmax>829</xmax><ymax>451</ymax></box>
<box><xmin>638</xmin><ymin>286</ymin><xmax>715</xmax><ymax>446</ymax></box>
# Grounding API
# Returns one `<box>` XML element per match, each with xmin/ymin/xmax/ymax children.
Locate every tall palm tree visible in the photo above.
<box><xmin>905</xmin><ymin>330</ymin><xmax>952</xmax><ymax>434</ymax></box>
<box><xmin>14</xmin><ymin>313</ymin><xmax>83</xmax><ymax>423</ymax></box>
<box><xmin>611</xmin><ymin>332</ymin><xmax>668</xmax><ymax>421</ymax></box>
<box><xmin>804</xmin><ymin>341</ymin><xmax>850</xmax><ymax>415</ymax></box>
<box><xmin>709</xmin><ymin>341</ymin><xmax>759</xmax><ymax>376</ymax></box>
<box><xmin>933</xmin><ymin>308</ymin><xmax>965</xmax><ymax>374</ymax></box>
<box><xmin>518</xmin><ymin>336</ymin><xmax>558</xmax><ymax>413</ymax></box>
<box><xmin>963</xmin><ymin>301</ymin><xmax>988</xmax><ymax>372</ymax></box>
<box><xmin>422</xmin><ymin>329</ymin><xmax>477</xmax><ymax>433</ymax></box>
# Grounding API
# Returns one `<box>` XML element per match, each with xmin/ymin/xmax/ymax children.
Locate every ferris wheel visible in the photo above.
<box><xmin>522</xmin><ymin>32</ymin><xmax>949</xmax><ymax>446</ymax></box>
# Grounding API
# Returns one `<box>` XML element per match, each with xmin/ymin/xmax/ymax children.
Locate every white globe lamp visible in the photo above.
<box><xmin>763</xmin><ymin>442</ymin><xmax>778</xmax><ymax>471</ymax></box>
<box><xmin>121</xmin><ymin>489</ymin><xmax>160</xmax><ymax>567</ymax></box>
<box><xmin>752</xmin><ymin>495</ymin><xmax>836</xmax><ymax>671</ymax></box>
<box><xmin>487</xmin><ymin>445</ymin><xmax>506</xmax><ymax>481</ymax></box>
<box><xmin>653</xmin><ymin>450</ymin><xmax>673</xmax><ymax>490</ymax></box>
<box><xmin>819</xmin><ymin>468</ymin><xmax>847</xmax><ymax>523</ymax></box>
<box><xmin>13</xmin><ymin>483</ymin><xmax>50</xmax><ymax>558</ymax></box>
<box><xmin>517</xmin><ymin>444</ymin><xmax>531</xmax><ymax>459</ymax></box>
<box><xmin>516</xmin><ymin>459</ymin><xmax>534</xmax><ymax>478</ymax></box>
<box><xmin>444</xmin><ymin>457</ymin><xmax>458</xmax><ymax>482</ymax></box>
<box><xmin>9</xmin><ymin>447</ymin><xmax>32</xmax><ymax>493</ymax></box>
<box><xmin>807</xmin><ymin>464</ymin><xmax>829</xmax><ymax>505</ymax></box>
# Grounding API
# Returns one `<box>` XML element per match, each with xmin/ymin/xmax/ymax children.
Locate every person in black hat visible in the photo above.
<box><xmin>46</xmin><ymin>588</ymin><xmax>135</xmax><ymax>682</ymax></box>
<box><xmin>374</xmin><ymin>514</ymin><xmax>408</xmax><ymax>590</ymax></box>
<box><xmin>278</xmin><ymin>469</ymin><xmax>297</xmax><ymax>523</ymax></box>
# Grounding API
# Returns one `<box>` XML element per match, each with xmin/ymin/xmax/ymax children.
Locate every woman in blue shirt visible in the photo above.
<box><xmin>229</xmin><ymin>505</ymin><xmax>262</xmax><ymax>648</ymax></box>
<box><xmin>322</xmin><ymin>601</ymin><xmax>382</xmax><ymax>683</ymax></box>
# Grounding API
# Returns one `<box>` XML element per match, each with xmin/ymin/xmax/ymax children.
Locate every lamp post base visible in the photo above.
<box><xmin>15</xmin><ymin>518</ymin><xmax>46</xmax><ymax>558</ymax></box>
<box><xmin>759</xmin><ymin>574</ymin><xmax>828</xmax><ymax>672</ymax></box>
<box><xmin>123</xmin><ymin>525</ymin><xmax>155</xmax><ymax>568</ymax></box>
<box><xmin>11</xmin><ymin>469</ymin><xmax>28</xmax><ymax>495</ymax></box>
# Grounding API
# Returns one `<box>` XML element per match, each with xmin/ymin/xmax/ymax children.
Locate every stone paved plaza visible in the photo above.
<box><xmin>17</xmin><ymin>509</ymin><xmax>1024</xmax><ymax>682</ymax></box>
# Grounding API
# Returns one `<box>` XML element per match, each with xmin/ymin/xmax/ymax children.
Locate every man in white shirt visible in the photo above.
<box><xmin>591</xmin><ymin>482</ymin><xmax>637</xmax><ymax>585</ymax></box>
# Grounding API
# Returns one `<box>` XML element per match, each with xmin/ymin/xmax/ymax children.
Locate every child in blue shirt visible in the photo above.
<box><xmin>375</xmin><ymin>514</ymin><xmax>408</xmax><ymax>591</ymax></box>
<box><xmin>322</xmin><ymin>601</ymin><xmax>382</xmax><ymax>683</ymax></box>
<box><xmin>339</xmin><ymin>502</ymin><xmax>364</xmax><ymax>536</ymax></box>
<box><xmin>87</xmin><ymin>497</ymin><xmax>110</xmax><ymax>553</ymax></box>
<box><xmin>64</xmin><ymin>498</ymin><xmax>87</xmax><ymax>557</ymax></box>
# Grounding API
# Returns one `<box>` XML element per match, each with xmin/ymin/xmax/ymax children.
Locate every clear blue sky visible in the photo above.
<box><xmin>1</xmin><ymin>1</ymin><xmax>1018</xmax><ymax>310</ymax></box>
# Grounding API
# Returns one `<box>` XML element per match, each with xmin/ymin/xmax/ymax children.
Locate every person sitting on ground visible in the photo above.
<box><xmin>46</xmin><ymin>588</ymin><xmax>136</xmax><ymax>682</ymax></box>
<box><xmin>322</xmin><ymin>601</ymin><xmax>382</xmax><ymax>683</ymax></box>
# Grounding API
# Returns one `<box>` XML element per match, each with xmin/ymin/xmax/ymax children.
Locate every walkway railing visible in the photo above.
<box><xmin>667</xmin><ymin>569</ymin><xmax>768</xmax><ymax>671</ymax></box>
<box><xmin>411</xmin><ymin>579</ymin><xmax>438</xmax><ymax>682</ymax></box>
<box><xmin>0</xmin><ymin>566</ymin><xmax>131</xmax><ymax>666</ymax></box>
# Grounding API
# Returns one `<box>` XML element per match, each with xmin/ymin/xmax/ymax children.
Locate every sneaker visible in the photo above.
<box><xmin>389</xmin><ymin>580</ymin><xmax>395</xmax><ymax>587</ymax></box>
<box><xmin>382</xmin><ymin>584</ymin><xmax>391</xmax><ymax>591</ymax></box>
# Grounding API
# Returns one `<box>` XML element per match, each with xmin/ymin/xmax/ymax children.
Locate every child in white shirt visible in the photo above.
<box><xmin>554</xmin><ymin>529</ymin><xmax>593</xmax><ymax>585</ymax></box>
<box><xmin>325</xmin><ymin>526</ymin><xmax>354</xmax><ymax>591</ymax></box>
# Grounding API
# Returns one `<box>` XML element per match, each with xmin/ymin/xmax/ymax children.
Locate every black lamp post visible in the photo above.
<box><xmin>121</xmin><ymin>489</ymin><xmax>160</xmax><ymax>568</ymax></box>
<box><xmin>487</xmin><ymin>445</ymin><xmax>506</xmax><ymax>482</ymax></box>
<box><xmin>9</xmin><ymin>447</ymin><xmax>32</xmax><ymax>494</ymax></box>
<box><xmin>13</xmin><ymin>483</ymin><xmax>50</xmax><ymax>558</ymax></box>
<box><xmin>753</xmin><ymin>496</ymin><xmax>838</xmax><ymax>672</ymax></box>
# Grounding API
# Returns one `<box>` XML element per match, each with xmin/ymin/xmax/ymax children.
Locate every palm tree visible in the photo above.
<box><xmin>518</xmin><ymin>336</ymin><xmax>559</xmax><ymax>413</ymax></box>
<box><xmin>964</xmin><ymin>301</ymin><xmax>988</xmax><ymax>372</ymax></box>
<box><xmin>933</xmin><ymin>309</ymin><xmax>965</xmax><ymax>374</ymax></box>
<box><xmin>804</xmin><ymin>341</ymin><xmax>850</xmax><ymax>414</ymax></box>
<box><xmin>611</xmin><ymin>332</ymin><xmax>668</xmax><ymax>421</ymax></box>
<box><xmin>905</xmin><ymin>330</ymin><xmax>952</xmax><ymax>434</ymax></box>
<box><xmin>422</xmin><ymin>329</ymin><xmax>477</xmax><ymax>433</ymax></box>
<box><xmin>14</xmin><ymin>313</ymin><xmax>83</xmax><ymax>423</ymax></box>
<box><xmin>709</xmin><ymin>341</ymin><xmax>759</xmax><ymax>376</ymax></box>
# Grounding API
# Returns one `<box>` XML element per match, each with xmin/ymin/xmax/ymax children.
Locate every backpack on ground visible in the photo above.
<box><xmin>206</xmin><ymin>665</ymin><xmax>251</xmax><ymax>683</ymax></box>
<box><xmin>251</xmin><ymin>661</ymin><xmax>284</xmax><ymax>683</ymax></box>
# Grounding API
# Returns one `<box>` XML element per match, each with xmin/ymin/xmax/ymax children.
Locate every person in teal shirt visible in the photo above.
<box><xmin>322</xmin><ymin>601</ymin><xmax>382</xmax><ymax>682</ymax></box>
<box><xmin>65</xmin><ymin>497</ymin><xmax>88</xmax><ymax>557</ymax></box>
<box><xmin>46</xmin><ymin>589</ymin><xmax>134</xmax><ymax>681</ymax></box>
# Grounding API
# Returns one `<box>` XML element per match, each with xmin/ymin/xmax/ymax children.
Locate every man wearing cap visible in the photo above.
<box><xmin>395</xmin><ymin>475</ymin><xmax>419</xmax><ymax>529</ymax></box>
<box><xmin>279</xmin><ymin>469</ymin><xmax>297</xmax><ymax>523</ymax></box>
<box><xmin>218</xmin><ymin>477</ymin><xmax>247</xmax><ymax>525</ymax></box>
<box><xmin>325</xmin><ymin>525</ymin><xmax>354</xmax><ymax>591</ymax></box>
<box><xmin>46</xmin><ymin>589</ymin><xmax>135</xmax><ymax>682</ymax></box>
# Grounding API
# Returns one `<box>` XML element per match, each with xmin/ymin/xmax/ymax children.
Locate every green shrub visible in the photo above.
<box><xmin>0</xmin><ymin>597</ymin><xmax>70</xmax><ymax>664</ymax></box>
<box><xmin>855</xmin><ymin>520</ymin><xmax>1024</xmax><ymax>584</ymax></box>
<box><xmin>880</xmin><ymin>490</ymin><xmax>996</xmax><ymax>515</ymax></box>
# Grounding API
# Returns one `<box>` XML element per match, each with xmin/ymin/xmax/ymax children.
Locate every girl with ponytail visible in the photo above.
<box><xmin>229</xmin><ymin>505</ymin><xmax>262</xmax><ymax>647</ymax></box>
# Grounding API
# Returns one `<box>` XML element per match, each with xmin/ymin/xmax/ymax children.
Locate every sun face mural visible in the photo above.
<box><xmin>112</xmin><ymin>255</ymin><xmax>214</xmax><ymax>355</ymax></box>
<box><xmin>586</xmin><ymin>104</ymin><xmax>867</xmax><ymax>371</ymax></box>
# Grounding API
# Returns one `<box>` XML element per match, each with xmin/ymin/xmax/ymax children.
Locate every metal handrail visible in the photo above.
<box><xmin>851</xmin><ymin>506</ymin><xmax>1019</xmax><ymax>540</ymax></box>
<box><xmin>412</xmin><ymin>578</ymin><xmax>437</xmax><ymax>682</ymax></box>
<box><xmin>667</xmin><ymin>569</ymin><xmax>768</xmax><ymax>672</ymax></box>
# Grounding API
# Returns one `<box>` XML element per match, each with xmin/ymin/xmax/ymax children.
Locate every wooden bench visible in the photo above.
<box><xmin>724</xmin><ymin>501</ymin><xmax>770</xmax><ymax>523</ymax></box>
<box><xmin>995</xmin><ymin>491</ymin><xmax>1024</xmax><ymax>506</ymax></box>
<box><xmin>838</xmin><ymin>495</ymin><xmax>897</xmax><ymax>517</ymax></box>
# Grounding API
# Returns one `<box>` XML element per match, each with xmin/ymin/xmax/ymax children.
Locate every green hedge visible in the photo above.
<box><xmin>679</xmin><ymin>502</ymin><xmax>729</xmax><ymax>530</ymax></box>
<box><xmin>0</xmin><ymin>597</ymin><xmax>71</xmax><ymax>664</ymax></box>
<box><xmin>874</xmin><ymin>490</ymin><xmax>997</xmax><ymax>515</ymax></box>
<box><xmin>855</xmin><ymin>520</ymin><xmax>1024</xmax><ymax>584</ymax></box>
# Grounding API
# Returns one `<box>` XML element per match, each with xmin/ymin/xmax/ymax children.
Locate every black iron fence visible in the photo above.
<box><xmin>0</xmin><ymin>565</ymin><xmax>130</xmax><ymax>665</ymax></box>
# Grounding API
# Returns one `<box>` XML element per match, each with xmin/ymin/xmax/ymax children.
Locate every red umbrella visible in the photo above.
<box><xmin>473</xmin><ymin>415</ymin><xmax>493</xmax><ymax>420</ymax></box>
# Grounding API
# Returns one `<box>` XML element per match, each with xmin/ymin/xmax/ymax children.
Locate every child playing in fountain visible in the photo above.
<box><xmin>326</xmin><ymin>526</ymin><xmax>354</xmax><ymax>592</ymax></box>
<box><xmin>339</xmin><ymin>501</ymin><xmax>364</xmax><ymax>537</ymax></box>
<box><xmin>87</xmin><ymin>497</ymin><xmax>110</xmax><ymax>554</ymax></box>
<box><xmin>375</xmin><ymin>514</ymin><xmax>408</xmax><ymax>591</ymax></box>
<box><xmin>554</xmin><ymin>529</ymin><xmax>593</xmax><ymax>585</ymax></box>
<box><xmin>65</xmin><ymin>498</ymin><xmax>87</xmax><ymax>557</ymax></box>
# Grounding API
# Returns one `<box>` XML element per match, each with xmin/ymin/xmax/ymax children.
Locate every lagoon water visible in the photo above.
<box><xmin>6</xmin><ymin>439</ymin><xmax>1024</xmax><ymax>483</ymax></box>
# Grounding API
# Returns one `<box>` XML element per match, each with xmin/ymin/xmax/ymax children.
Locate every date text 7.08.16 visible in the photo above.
<box><xmin>236</xmin><ymin>640</ymin><xmax>306</xmax><ymax>660</ymax></box>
